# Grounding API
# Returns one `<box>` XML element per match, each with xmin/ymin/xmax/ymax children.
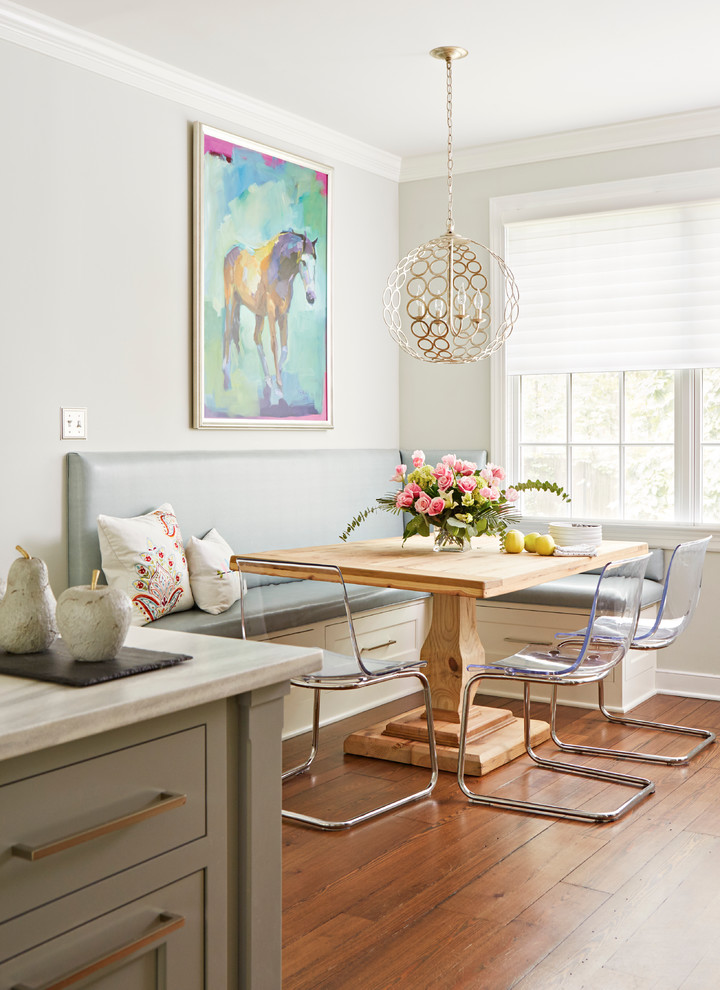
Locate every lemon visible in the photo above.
<box><xmin>503</xmin><ymin>529</ymin><xmax>525</xmax><ymax>554</ymax></box>
<box><xmin>535</xmin><ymin>534</ymin><xmax>556</xmax><ymax>556</ymax></box>
<box><xmin>524</xmin><ymin>532</ymin><xmax>541</xmax><ymax>553</ymax></box>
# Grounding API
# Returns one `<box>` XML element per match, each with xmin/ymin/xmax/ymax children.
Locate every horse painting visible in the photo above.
<box><xmin>222</xmin><ymin>229</ymin><xmax>318</xmax><ymax>397</ymax></box>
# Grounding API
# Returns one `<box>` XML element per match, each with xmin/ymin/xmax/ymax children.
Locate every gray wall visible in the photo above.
<box><xmin>0</xmin><ymin>39</ymin><xmax>400</xmax><ymax>591</ymax></box>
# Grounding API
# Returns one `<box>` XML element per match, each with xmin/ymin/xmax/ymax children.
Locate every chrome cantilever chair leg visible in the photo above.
<box><xmin>550</xmin><ymin>681</ymin><xmax>716</xmax><ymax>767</ymax></box>
<box><xmin>458</xmin><ymin>679</ymin><xmax>655</xmax><ymax>824</ymax></box>
<box><xmin>282</xmin><ymin>690</ymin><xmax>321</xmax><ymax>781</ymax></box>
<box><xmin>283</xmin><ymin>669</ymin><xmax>439</xmax><ymax>830</ymax></box>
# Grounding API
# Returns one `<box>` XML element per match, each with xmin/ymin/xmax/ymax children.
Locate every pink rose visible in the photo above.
<box><xmin>405</xmin><ymin>482</ymin><xmax>422</xmax><ymax>497</ymax></box>
<box><xmin>392</xmin><ymin>464</ymin><xmax>407</xmax><ymax>483</ymax></box>
<box><xmin>488</xmin><ymin>486</ymin><xmax>500</xmax><ymax>501</ymax></box>
<box><xmin>480</xmin><ymin>466</ymin><xmax>494</xmax><ymax>484</ymax></box>
<box><xmin>457</xmin><ymin>460</ymin><xmax>477</xmax><ymax>476</ymax></box>
<box><xmin>412</xmin><ymin>449</ymin><xmax>425</xmax><ymax>468</ymax></box>
<box><xmin>396</xmin><ymin>489</ymin><xmax>415</xmax><ymax>508</ymax></box>
<box><xmin>441</xmin><ymin>454</ymin><xmax>458</xmax><ymax>468</ymax></box>
<box><xmin>427</xmin><ymin>497</ymin><xmax>446</xmax><ymax>516</ymax></box>
<box><xmin>489</xmin><ymin>463</ymin><xmax>506</xmax><ymax>481</ymax></box>
<box><xmin>458</xmin><ymin>476</ymin><xmax>477</xmax><ymax>493</ymax></box>
<box><xmin>505</xmin><ymin>487</ymin><xmax>519</xmax><ymax>501</ymax></box>
<box><xmin>478</xmin><ymin>486</ymin><xmax>493</xmax><ymax>499</ymax></box>
<box><xmin>433</xmin><ymin>466</ymin><xmax>454</xmax><ymax>489</ymax></box>
<box><xmin>437</xmin><ymin>472</ymin><xmax>455</xmax><ymax>491</ymax></box>
<box><xmin>415</xmin><ymin>493</ymin><xmax>432</xmax><ymax>513</ymax></box>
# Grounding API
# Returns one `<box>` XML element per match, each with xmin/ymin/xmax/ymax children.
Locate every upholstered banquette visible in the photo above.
<box><xmin>67</xmin><ymin>449</ymin><xmax>439</xmax><ymax>637</ymax></box>
<box><xmin>67</xmin><ymin>448</ymin><xmax>664</xmax><ymax>629</ymax></box>
<box><xmin>66</xmin><ymin>448</ymin><xmax>664</xmax><ymax>717</ymax></box>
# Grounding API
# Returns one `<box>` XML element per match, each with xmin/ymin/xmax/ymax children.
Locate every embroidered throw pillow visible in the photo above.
<box><xmin>185</xmin><ymin>529</ymin><xmax>241</xmax><ymax>615</ymax></box>
<box><xmin>97</xmin><ymin>503</ymin><xmax>194</xmax><ymax>626</ymax></box>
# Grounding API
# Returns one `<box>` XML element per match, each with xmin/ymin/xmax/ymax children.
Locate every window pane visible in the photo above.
<box><xmin>702</xmin><ymin>446</ymin><xmax>720</xmax><ymax>522</ymax></box>
<box><xmin>520</xmin><ymin>446</ymin><xmax>569</xmax><ymax>516</ymax></box>
<box><xmin>520</xmin><ymin>375</ymin><xmax>566</xmax><ymax>443</ymax></box>
<box><xmin>624</xmin><ymin>446</ymin><xmax>674</xmax><ymax>520</ymax></box>
<box><xmin>571</xmin><ymin>446</ymin><xmax>620</xmax><ymax>519</ymax></box>
<box><xmin>625</xmin><ymin>370</ymin><xmax>674</xmax><ymax>443</ymax></box>
<box><xmin>571</xmin><ymin>373</ymin><xmax>620</xmax><ymax>443</ymax></box>
<box><xmin>703</xmin><ymin>369</ymin><xmax>720</xmax><ymax>442</ymax></box>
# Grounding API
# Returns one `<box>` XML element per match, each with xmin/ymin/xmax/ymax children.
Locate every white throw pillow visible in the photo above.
<box><xmin>185</xmin><ymin>529</ymin><xmax>241</xmax><ymax>615</ymax></box>
<box><xmin>97</xmin><ymin>502</ymin><xmax>195</xmax><ymax>626</ymax></box>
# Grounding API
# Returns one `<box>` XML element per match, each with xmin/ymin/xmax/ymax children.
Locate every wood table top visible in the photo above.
<box><xmin>232</xmin><ymin>535</ymin><xmax>649</xmax><ymax>599</ymax></box>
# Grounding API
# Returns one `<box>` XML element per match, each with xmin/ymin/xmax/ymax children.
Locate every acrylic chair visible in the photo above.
<box><xmin>231</xmin><ymin>556</ymin><xmax>439</xmax><ymax>830</ymax></box>
<box><xmin>457</xmin><ymin>554</ymin><xmax>654</xmax><ymax>823</ymax></box>
<box><xmin>550</xmin><ymin>536</ymin><xmax>715</xmax><ymax>767</ymax></box>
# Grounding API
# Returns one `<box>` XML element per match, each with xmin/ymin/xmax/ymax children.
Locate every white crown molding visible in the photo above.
<box><xmin>401</xmin><ymin>106</ymin><xmax>720</xmax><ymax>183</ymax></box>
<box><xmin>0</xmin><ymin>0</ymin><xmax>402</xmax><ymax>181</ymax></box>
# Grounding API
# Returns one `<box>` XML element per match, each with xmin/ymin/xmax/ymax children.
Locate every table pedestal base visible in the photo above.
<box><xmin>344</xmin><ymin>704</ymin><xmax>550</xmax><ymax>776</ymax></box>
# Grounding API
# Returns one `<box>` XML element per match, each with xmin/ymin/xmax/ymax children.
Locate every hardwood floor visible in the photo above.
<box><xmin>282</xmin><ymin>691</ymin><xmax>720</xmax><ymax>989</ymax></box>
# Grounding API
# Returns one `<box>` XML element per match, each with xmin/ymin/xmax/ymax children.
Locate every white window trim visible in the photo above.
<box><xmin>489</xmin><ymin>166</ymin><xmax>720</xmax><ymax>551</ymax></box>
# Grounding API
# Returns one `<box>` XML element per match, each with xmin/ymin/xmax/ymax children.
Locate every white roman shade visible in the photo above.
<box><xmin>505</xmin><ymin>200</ymin><xmax>720</xmax><ymax>375</ymax></box>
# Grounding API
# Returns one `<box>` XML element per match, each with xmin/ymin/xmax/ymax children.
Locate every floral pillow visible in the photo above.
<box><xmin>97</xmin><ymin>503</ymin><xmax>194</xmax><ymax>626</ymax></box>
<box><xmin>185</xmin><ymin>529</ymin><xmax>242</xmax><ymax>615</ymax></box>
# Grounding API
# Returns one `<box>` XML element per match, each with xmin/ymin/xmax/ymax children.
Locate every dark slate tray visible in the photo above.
<box><xmin>0</xmin><ymin>640</ymin><xmax>191</xmax><ymax>687</ymax></box>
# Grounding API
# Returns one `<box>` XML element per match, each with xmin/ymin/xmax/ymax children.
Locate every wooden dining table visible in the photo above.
<box><xmin>235</xmin><ymin>534</ymin><xmax>648</xmax><ymax>774</ymax></box>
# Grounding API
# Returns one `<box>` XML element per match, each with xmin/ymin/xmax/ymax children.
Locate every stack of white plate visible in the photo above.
<box><xmin>548</xmin><ymin>522</ymin><xmax>602</xmax><ymax>548</ymax></box>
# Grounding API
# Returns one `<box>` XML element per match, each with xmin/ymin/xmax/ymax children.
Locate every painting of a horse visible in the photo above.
<box><xmin>222</xmin><ymin>230</ymin><xmax>318</xmax><ymax>396</ymax></box>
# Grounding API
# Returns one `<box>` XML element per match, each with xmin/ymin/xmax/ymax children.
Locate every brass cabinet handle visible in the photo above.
<box><xmin>11</xmin><ymin>791</ymin><xmax>187</xmax><ymax>862</ymax></box>
<box><xmin>503</xmin><ymin>636</ymin><xmax>554</xmax><ymax>646</ymax></box>
<box><xmin>12</xmin><ymin>911</ymin><xmax>185</xmax><ymax>990</ymax></box>
<box><xmin>360</xmin><ymin>639</ymin><xmax>397</xmax><ymax>654</ymax></box>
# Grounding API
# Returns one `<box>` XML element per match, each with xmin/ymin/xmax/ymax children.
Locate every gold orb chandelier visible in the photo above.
<box><xmin>383</xmin><ymin>46</ymin><xmax>519</xmax><ymax>364</ymax></box>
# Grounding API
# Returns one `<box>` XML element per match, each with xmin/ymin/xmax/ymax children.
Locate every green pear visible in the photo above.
<box><xmin>0</xmin><ymin>546</ymin><xmax>58</xmax><ymax>654</ymax></box>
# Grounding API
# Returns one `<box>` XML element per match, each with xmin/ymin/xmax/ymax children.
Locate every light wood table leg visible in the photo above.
<box><xmin>344</xmin><ymin>594</ymin><xmax>550</xmax><ymax>775</ymax></box>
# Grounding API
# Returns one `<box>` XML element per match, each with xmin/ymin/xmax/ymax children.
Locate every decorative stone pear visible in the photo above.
<box><xmin>56</xmin><ymin>570</ymin><xmax>132</xmax><ymax>662</ymax></box>
<box><xmin>0</xmin><ymin>546</ymin><xmax>58</xmax><ymax>654</ymax></box>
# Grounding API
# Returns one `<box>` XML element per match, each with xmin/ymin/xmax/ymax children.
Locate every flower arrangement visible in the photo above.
<box><xmin>341</xmin><ymin>450</ymin><xmax>569</xmax><ymax>551</ymax></box>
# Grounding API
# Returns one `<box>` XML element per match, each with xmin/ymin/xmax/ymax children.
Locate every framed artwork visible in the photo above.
<box><xmin>193</xmin><ymin>122</ymin><xmax>332</xmax><ymax>428</ymax></box>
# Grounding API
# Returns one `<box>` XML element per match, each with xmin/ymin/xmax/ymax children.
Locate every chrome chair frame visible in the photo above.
<box><xmin>458</xmin><ymin>555</ymin><xmax>655</xmax><ymax>823</ymax></box>
<box><xmin>231</xmin><ymin>556</ymin><xmax>439</xmax><ymax>830</ymax></box>
<box><xmin>550</xmin><ymin>537</ymin><xmax>715</xmax><ymax>767</ymax></box>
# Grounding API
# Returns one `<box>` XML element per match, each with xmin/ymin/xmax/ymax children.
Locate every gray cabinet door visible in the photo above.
<box><xmin>0</xmin><ymin>871</ymin><xmax>204</xmax><ymax>990</ymax></box>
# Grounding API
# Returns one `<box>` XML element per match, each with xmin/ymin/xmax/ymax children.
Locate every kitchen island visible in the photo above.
<box><xmin>0</xmin><ymin>625</ymin><xmax>321</xmax><ymax>990</ymax></box>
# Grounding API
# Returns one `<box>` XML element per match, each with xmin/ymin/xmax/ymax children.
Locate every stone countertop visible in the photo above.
<box><xmin>0</xmin><ymin>626</ymin><xmax>321</xmax><ymax>762</ymax></box>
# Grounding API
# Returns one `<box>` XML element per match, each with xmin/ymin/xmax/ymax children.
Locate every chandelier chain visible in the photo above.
<box><xmin>446</xmin><ymin>55</ymin><xmax>454</xmax><ymax>234</ymax></box>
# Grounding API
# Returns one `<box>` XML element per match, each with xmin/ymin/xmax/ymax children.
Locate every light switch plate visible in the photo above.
<box><xmin>61</xmin><ymin>407</ymin><xmax>87</xmax><ymax>440</ymax></box>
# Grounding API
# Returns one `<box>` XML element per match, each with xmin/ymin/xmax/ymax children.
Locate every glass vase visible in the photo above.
<box><xmin>432</xmin><ymin>527</ymin><xmax>470</xmax><ymax>552</ymax></box>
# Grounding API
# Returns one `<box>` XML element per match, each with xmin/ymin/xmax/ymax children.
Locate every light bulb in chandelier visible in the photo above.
<box><xmin>383</xmin><ymin>47</ymin><xmax>519</xmax><ymax>364</ymax></box>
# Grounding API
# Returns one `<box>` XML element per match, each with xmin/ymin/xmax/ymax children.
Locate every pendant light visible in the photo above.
<box><xmin>383</xmin><ymin>47</ymin><xmax>519</xmax><ymax>363</ymax></box>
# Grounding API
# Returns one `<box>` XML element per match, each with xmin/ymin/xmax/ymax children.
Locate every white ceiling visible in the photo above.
<box><xmin>13</xmin><ymin>0</ymin><xmax>720</xmax><ymax>159</ymax></box>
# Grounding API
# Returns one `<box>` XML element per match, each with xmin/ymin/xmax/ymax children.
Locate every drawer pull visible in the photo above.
<box><xmin>12</xmin><ymin>911</ymin><xmax>185</xmax><ymax>990</ymax></box>
<box><xmin>360</xmin><ymin>639</ymin><xmax>397</xmax><ymax>654</ymax></box>
<box><xmin>503</xmin><ymin>636</ymin><xmax>554</xmax><ymax>646</ymax></box>
<box><xmin>11</xmin><ymin>791</ymin><xmax>187</xmax><ymax>862</ymax></box>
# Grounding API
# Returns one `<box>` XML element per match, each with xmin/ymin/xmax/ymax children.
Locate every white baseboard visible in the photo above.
<box><xmin>655</xmin><ymin>667</ymin><xmax>720</xmax><ymax>701</ymax></box>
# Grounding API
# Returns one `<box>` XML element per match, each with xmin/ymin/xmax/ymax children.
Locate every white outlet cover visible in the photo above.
<box><xmin>61</xmin><ymin>407</ymin><xmax>87</xmax><ymax>440</ymax></box>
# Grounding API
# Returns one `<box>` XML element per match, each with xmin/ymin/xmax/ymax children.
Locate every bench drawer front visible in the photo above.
<box><xmin>475</xmin><ymin>603</ymin><xmax>580</xmax><ymax>662</ymax></box>
<box><xmin>0</xmin><ymin>725</ymin><xmax>206</xmax><ymax>924</ymax></box>
<box><xmin>325</xmin><ymin>607</ymin><xmax>421</xmax><ymax>664</ymax></box>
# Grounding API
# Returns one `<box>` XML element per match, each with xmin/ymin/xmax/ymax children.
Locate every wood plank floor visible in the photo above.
<box><xmin>282</xmin><ymin>692</ymin><xmax>720</xmax><ymax>990</ymax></box>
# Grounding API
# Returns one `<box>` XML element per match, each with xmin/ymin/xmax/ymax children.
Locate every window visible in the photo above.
<box><xmin>492</xmin><ymin>172</ymin><xmax>720</xmax><ymax>528</ymax></box>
